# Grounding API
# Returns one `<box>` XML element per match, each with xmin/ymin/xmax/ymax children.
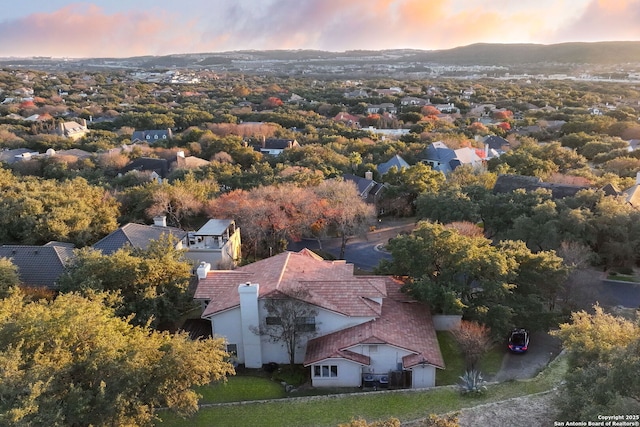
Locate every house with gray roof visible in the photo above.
<box><xmin>92</xmin><ymin>217</ymin><xmax>188</xmax><ymax>255</ymax></box>
<box><xmin>343</xmin><ymin>173</ymin><xmax>386</xmax><ymax>212</ymax></box>
<box><xmin>131</xmin><ymin>129</ymin><xmax>173</xmax><ymax>144</ymax></box>
<box><xmin>0</xmin><ymin>242</ymin><xmax>75</xmax><ymax>289</ymax></box>
<box><xmin>377</xmin><ymin>154</ymin><xmax>410</xmax><ymax>176</ymax></box>
<box><xmin>420</xmin><ymin>142</ymin><xmax>483</xmax><ymax>174</ymax></box>
<box><xmin>492</xmin><ymin>174</ymin><xmax>590</xmax><ymax>199</ymax></box>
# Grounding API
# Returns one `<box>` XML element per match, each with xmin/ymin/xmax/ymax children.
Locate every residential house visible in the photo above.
<box><xmin>333</xmin><ymin>112</ymin><xmax>361</xmax><ymax>128</ymax></box>
<box><xmin>366</xmin><ymin>103</ymin><xmax>397</xmax><ymax>115</ymax></box>
<box><xmin>93</xmin><ymin>217</ymin><xmax>241</xmax><ymax>268</ymax></box>
<box><xmin>377</xmin><ymin>155</ymin><xmax>410</xmax><ymax>176</ymax></box>
<box><xmin>420</xmin><ymin>142</ymin><xmax>483</xmax><ymax>174</ymax></box>
<box><xmin>400</xmin><ymin>97</ymin><xmax>429</xmax><ymax>106</ymax></box>
<box><xmin>131</xmin><ymin>129</ymin><xmax>173</xmax><ymax>144</ymax></box>
<box><xmin>344</xmin><ymin>89</ymin><xmax>369</xmax><ymax>99</ymax></box>
<box><xmin>343</xmin><ymin>173</ymin><xmax>386</xmax><ymax>211</ymax></box>
<box><xmin>0</xmin><ymin>242</ymin><xmax>75</xmax><ymax>289</ymax></box>
<box><xmin>184</xmin><ymin>219</ymin><xmax>242</xmax><ymax>268</ymax></box>
<box><xmin>119</xmin><ymin>157</ymin><xmax>170</xmax><ymax>180</ymax></box>
<box><xmin>256</xmin><ymin>138</ymin><xmax>299</xmax><ymax>156</ymax></box>
<box><xmin>92</xmin><ymin>217</ymin><xmax>188</xmax><ymax>255</ymax></box>
<box><xmin>174</xmin><ymin>150</ymin><xmax>209</xmax><ymax>170</ymax></box>
<box><xmin>481</xmin><ymin>135</ymin><xmax>510</xmax><ymax>159</ymax></box>
<box><xmin>56</xmin><ymin>119</ymin><xmax>89</xmax><ymax>140</ymax></box>
<box><xmin>492</xmin><ymin>174</ymin><xmax>590</xmax><ymax>199</ymax></box>
<box><xmin>194</xmin><ymin>250</ymin><xmax>444</xmax><ymax>388</ymax></box>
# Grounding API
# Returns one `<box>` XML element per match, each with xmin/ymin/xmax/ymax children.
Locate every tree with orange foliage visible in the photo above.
<box><xmin>421</xmin><ymin>105</ymin><xmax>441</xmax><ymax>116</ymax></box>
<box><xmin>263</xmin><ymin>96</ymin><xmax>283</xmax><ymax>109</ymax></box>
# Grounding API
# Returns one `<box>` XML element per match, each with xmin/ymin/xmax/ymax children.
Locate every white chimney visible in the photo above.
<box><xmin>636</xmin><ymin>171</ymin><xmax>640</xmax><ymax>185</ymax></box>
<box><xmin>196</xmin><ymin>262</ymin><xmax>211</xmax><ymax>279</ymax></box>
<box><xmin>365</xmin><ymin>171</ymin><xmax>373</xmax><ymax>180</ymax></box>
<box><xmin>153</xmin><ymin>216</ymin><xmax>167</xmax><ymax>227</ymax></box>
<box><xmin>177</xmin><ymin>150</ymin><xmax>185</xmax><ymax>158</ymax></box>
<box><xmin>238</xmin><ymin>283</ymin><xmax>263</xmax><ymax>368</ymax></box>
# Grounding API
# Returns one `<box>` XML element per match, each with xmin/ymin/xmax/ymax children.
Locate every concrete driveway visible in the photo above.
<box><xmin>491</xmin><ymin>330</ymin><xmax>562</xmax><ymax>382</ymax></box>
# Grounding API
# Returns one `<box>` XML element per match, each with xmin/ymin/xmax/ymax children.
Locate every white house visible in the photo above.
<box><xmin>194</xmin><ymin>249</ymin><xmax>444</xmax><ymax>388</ymax></box>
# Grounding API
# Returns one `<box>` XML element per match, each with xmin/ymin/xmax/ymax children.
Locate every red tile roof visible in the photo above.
<box><xmin>196</xmin><ymin>250</ymin><xmax>387</xmax><ymax>318</ymax></box>
<box><xmin>304</xmin><ymin>279</ymin><xmax>444</xmax><ymax>369</ymax></box>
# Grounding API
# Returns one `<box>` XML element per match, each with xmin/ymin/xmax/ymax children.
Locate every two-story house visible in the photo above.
<box><xmin>194</xmin><ymin>249</ymin><xmax>444</xmax><ymax>388</ymax></box>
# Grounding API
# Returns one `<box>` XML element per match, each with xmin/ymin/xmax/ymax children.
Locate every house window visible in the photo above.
<box><xmin>146</xmin><ymin>135</ymin><xmax>151</xmax><ymax>139</ymax></box>
<box><xmin>369</xmin><ymin>345</ymin><xmax>378</xmax><ymax>353</ymax></box>
<box><xmin>162</xmin><ymin>135</ymin><xmax>167</xmax><ymax>139</ymax></box>
<box><xmin>314</xmin><ymin>364</ymin><xmax>338</xmax><ymax>378</ymax></box>
<box><xmin>154</xmin><ymin>135</ymin><xmax>158</xmax><ymax>139</ymax></box>
<box><xmin>295</xmin><ymin>316</ymin><xmax>316</xmax><ymax>332</ymax></box>
<box><xmin>266</xmin><ymin>317</ymin><xmax>282</xmax><ymax>326</ymax></box>
<box><xmin>226</xmin><ymin>344</ymin><xmax>237</xmax><ymax>356</ymax></box>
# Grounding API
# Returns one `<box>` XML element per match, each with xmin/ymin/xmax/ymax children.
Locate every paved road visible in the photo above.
<box><xmin>287</xmin><ymin>219</ymin><xmax>416</xmax><ymax>271</ymax></box>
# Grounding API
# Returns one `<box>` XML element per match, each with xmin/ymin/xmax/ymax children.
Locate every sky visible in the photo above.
<box><xmin>1</xmin><ymin>0</ymin><xmax>639</xmax><ymax>58</ymax></box>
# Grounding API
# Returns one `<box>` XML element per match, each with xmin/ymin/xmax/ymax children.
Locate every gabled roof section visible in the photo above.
<box><xmin>343</xmin><ymin>173</ymin><xmax>375</xmax><ymax>197</ymax></box>
<box><xmin>378</xmin><ymin>154</ymin><xmax>410</xmax><ymax>176</ymax></box>
<box><xmin>120</xmin><ymin>157</ymin><xmax>169</xmax><ymax>178</ymax></box>
<box><xmin>92</xmin><ymin>223</ymin><xmax>187</xmax><ymax>255</ymax></box>
<box><xmin>423</xmin><ymin>141</ymin><xmax>456</xmax><ymax>163</ymax></box>
<box><xmin>304</xmin><ymin>278</ymin><xmax>444</xmax><ymax>369</ymax></box>
<box><xmin>483</xmin><ymin>135</ymin><xmax>510</xmax><ymax>151</ymax></box>
<box><xmin>0</xmin><ymin>243</ymin><xmax>75</xmax><ymax>288</ymax></box>
<box><xmin>197</xmin><ymin>250</ymin><xmax>387</xmax><ymax>318</ymax></box>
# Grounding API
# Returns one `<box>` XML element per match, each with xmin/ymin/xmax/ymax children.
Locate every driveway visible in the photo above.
<box><xmin>491</xmin><ymin>330</ymin><xmax>562</xmax><ymax>382</ymax></box>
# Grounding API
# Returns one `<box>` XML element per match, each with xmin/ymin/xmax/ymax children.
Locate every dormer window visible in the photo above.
<box><xmin>163</xmin><ymin>135</ymin><xmax>167</xmax><ymax>139</ymax></box>
<box><xmin>154</xmin><ymin>135</ymin><xmax>158</xmax><ymax>139</ymax></box>
<box><xmin>146</xmin><ymin>135</ymin><xmax>151</xmax><ymax>140</ymax></box>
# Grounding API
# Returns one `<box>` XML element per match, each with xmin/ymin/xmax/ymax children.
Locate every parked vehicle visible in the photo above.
<box><xmin>508</xmin><ymin>328</ymin><xmax>530</xmax><ymax>353</ymax></box>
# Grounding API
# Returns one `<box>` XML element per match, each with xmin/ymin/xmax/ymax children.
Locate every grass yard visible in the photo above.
<box><xmin>435</xmin><ymin>331</ymin><xmax>503</xmax><ymax>385</ymax></box>
<box><xmin>159</xmin><ymin>345</ymin><xmax>566</xmax><ymax>427</ymax></box>
<box><xmin>197</xmin><ymin>376</ymin><xmax>287</xmax><ymax>404</ymax></box>
<box><xmin>158</xmin><ymin>354</ymin><xmax>566</xmax><ymax>427</ymax></box>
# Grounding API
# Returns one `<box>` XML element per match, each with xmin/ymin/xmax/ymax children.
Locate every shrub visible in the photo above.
<box><xmin>458</xmin><ymin>370</ymin><xmax>487</xmax><ymax>395</ymax></box>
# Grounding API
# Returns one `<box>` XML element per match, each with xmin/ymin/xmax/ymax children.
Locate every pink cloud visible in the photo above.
<box><xmin>548</xmin><ymin>0</ymin><xmax>640</xmax><ymax>43</ymax></box>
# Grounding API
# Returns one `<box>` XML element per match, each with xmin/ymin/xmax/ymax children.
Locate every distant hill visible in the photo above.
<box><xmin>2</xmin><ymin>41</ymin><xmax>640</xmax><ymax>73</ymax></box>
<box><xmin>406</xmin><ymin>42</ymin><xmax>640</xmax><ymax>65</ymax></box>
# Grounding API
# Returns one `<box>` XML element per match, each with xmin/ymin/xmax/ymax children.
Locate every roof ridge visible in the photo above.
<box><xmin>275</xmin><ymin>251</ymin><xmax>292</xmax><ymax>291</ymax></box>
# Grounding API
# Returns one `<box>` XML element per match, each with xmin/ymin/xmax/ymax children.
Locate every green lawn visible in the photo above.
<box><xmin>436</xmin><ymin>331</ymin><xmax>504</xmax><ymax>385</ymax></box>
<box><xmin>197</xmin><ymin>376</ymin><xmax>287</xmax><ymax>404</ymax></box>
<box><xmin>159</xmin><ymin>343</ymin><xmax>565</xmax><ymax>427</ymax></box>
<box><xmin>158</xmin><ymin>354</ymin><xmax>566</xmax><ymax>427</ymax></box>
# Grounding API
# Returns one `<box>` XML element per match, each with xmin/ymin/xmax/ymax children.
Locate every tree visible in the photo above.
<box><xmin>450</xmin><ymin>321</ymin><xmax>492</xmax><ymax>370</ymax></box>
<box><xmin>377</xmin><ymin>221</ymin><xmax>516</xmax><ymax>329</ymax></box>
<box><xmin>255</xmin><ymin>287</ymin><xmax>318</xmax><ymax>366</ymax></box>
<box><xmin>0</xmin><ymin>291</ymin><xmax>234</xmax><ymax>427</ymax></box>
<box><xmin>551</xmin><ymin>306</ymin><xmax>640</xmax><ymax>421</ymax></box>
<box><xmin>312</xmin><ymin>180</ymin><xmax>376</xmax><ymax>259</ymax></box>
<box><xmin>0</xmin><ymin>257</ymin><xmax>20</xmax><ymax>298</ymax></box>
<box><xmin>57</xmin><ymin>236</ymin><xmax>195</xmax><ymax>329</ymax></box>
<box><xmin>380</xmin><ymin>163</ymin><xmax>445</xmax><ymax>216</ymax></box>
<box><xmin>0</xmin><ymin>176</ymin><xmax>120</xmax><ymax>246</ymax></box>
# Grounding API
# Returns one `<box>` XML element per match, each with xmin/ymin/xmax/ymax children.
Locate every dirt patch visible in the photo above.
<box><xmin>456</xmin><ymin>389</ymin><xmax>559</xmax><ymax>427</ymax></box>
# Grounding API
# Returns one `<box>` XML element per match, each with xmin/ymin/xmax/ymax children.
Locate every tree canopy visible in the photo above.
<box><xmin>0</xmin><ymin>290</ymin><xmax>234</xmax><ymax>427</ymax></box>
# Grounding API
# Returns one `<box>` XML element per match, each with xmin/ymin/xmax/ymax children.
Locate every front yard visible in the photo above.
<box><xmin>158</xmin><ymin>331</ymin><xmax>528</xmax><ymax>426</ymax></box>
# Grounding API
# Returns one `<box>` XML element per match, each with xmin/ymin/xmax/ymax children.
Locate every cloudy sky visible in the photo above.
<box><xmin>1</xmin><ymin>0</ymin><xmax>639</xmax><ymax>58</ymax></box>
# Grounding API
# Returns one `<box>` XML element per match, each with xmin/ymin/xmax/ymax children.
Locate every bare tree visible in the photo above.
<box><xmin>253</xmin><ymin>287</ymin><xmax>318</xmax><ymax>366</ymax></box>
<box><xmin>450</xmin><ymin>321</ymin><xmax>493</xmax><ymax>370</ymax></box>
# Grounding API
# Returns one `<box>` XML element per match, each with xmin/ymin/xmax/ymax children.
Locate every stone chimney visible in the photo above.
<box><xmin>365</xmin><ymin>171</ymin><xmax>373</xmax><ymax>180</ymax></box>
<box><xmin>153</xmin><ymin>216</ymin><xmax>167</xmax><ymax>227</ymax></box>
<box><xmin>238</xmin><ymin>283</ymin><xmax>262</xmax><ymax>368</ymax></box>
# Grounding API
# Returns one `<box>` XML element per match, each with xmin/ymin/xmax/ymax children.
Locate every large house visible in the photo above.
<box><xmin>93</xmin><ymin>217</ymin><xmax>241</xmax><ymax>268</ymax></box>
<box><xmin>56</xmin><ymin>119</ymin><xmax>89</xmax><ymax>140</ymax></box>
<box><xmin>131</xmin><ymin>129</ymin><xmax>173</xmax><ymax>144</ymax></box>
<box><xmin>194</xmin><ymin>250</ymin><xmax>444</xmax><ymax>388</ymax></box>
<box><xmin>420</xmin><ymin>142</ymin><xmax>483</xmax><ymax>174</ymax></box>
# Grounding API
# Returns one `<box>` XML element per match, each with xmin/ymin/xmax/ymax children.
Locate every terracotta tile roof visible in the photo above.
<box><xmin>304</xmin><ymin>279</ymin><xmax>444</xmax><ymax>369</ymax></box>
<box><xmin>197</xmin><ymin>250</ymin><xmax>387</xmax><ymax>318</ymax></box>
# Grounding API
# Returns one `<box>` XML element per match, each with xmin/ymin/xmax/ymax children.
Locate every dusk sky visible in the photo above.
<box><xmin>1</xmin><ymin>0</ymin><xmax>639</xmax><ymax>58</ymax></box>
